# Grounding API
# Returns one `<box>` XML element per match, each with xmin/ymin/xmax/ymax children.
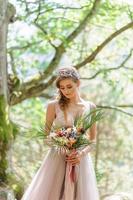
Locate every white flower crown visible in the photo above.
<box><xmin>57</xmin><ymin>69</ymin><xmax>80</xmax><ymax>79</ymax></box>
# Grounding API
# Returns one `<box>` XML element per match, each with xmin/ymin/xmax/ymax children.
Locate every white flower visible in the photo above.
<box><xmin>49</xmin><ymin>132</ymin><xmax>57</xmax><ymax>137</ymax></box>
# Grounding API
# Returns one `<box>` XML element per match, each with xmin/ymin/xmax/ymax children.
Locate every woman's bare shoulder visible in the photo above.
<box><xmin>46</xmin><ymin>99</ymin><xmax>59</xmax><ymax>108</ymax></box>
<box><xmin>84</xmin><ymin>100</ymin><xmax>96</xmax><ymax>109</ymax></box>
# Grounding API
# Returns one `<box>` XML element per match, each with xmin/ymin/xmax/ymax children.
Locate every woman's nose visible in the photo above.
<box><xmin>65</xmin><ymin>90</ymin><xmax>70</xmax><ymax>95</ymax></box>
<box><xmin>64</xmin><ymin>88</ymin><xmax>68</xmax><ymax>93</ymax></box>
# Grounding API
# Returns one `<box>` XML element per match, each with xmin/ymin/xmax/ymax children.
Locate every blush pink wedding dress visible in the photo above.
<box><xmin>21</xmin><ymin>100</ymin><xmax>100</xmax><ymax>200</ymax></box>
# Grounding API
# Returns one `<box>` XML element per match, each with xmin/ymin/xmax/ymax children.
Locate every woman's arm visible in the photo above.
<box><xmin>79</xmin><ymin>102</ymin><xmax>97</xmax><ymax>156</ymax></box>
<box><xmin>44</xmin><ymin>101</ymin><xmax>56</xmax><ymax>135</ymax></box>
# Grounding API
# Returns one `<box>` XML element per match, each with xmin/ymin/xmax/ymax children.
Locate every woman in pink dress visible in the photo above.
<box><xmin>21</xmin><ymin>67</ymin><xmax>100</xmax><ymax>200</ymax></box>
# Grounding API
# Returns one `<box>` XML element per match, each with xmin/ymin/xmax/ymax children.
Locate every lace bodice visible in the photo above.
<box><xmin>52</xmin><ymin>100</ymin><xmax>91</xmax><ymax>128</ymax></box>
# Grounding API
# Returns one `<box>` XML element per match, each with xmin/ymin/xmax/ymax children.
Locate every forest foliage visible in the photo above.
<box><xmin>1</xmin><ymin>0</ymin><xmax>133</xmax><ymax>198</ymax></box>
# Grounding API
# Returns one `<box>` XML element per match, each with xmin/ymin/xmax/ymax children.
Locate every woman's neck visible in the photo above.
<box><xmin>69</xmin><ymin>95</ymin><xmax>84</xmax><ymax>105</ymax></box>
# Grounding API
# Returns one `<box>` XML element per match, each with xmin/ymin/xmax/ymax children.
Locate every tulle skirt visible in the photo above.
<box><xmin>21</xmin><ymin>147</ymin><xmax>99</xmax><ymax>200</ymax></box>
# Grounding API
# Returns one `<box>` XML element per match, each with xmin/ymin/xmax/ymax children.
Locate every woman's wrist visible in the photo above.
<box><xmin>81</xmin><ymin>146</ymin><xmax>91</xmax><ymax>157</ymax></box>
<box><xmin>78</xmin><ymin>142</ymin><xmax>96</xmax><ymax>157</ymax></box>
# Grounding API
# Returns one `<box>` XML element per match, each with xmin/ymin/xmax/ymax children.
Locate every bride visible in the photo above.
<box><xmin>21</xmin><ymin>67</ymin><xmax>100</xmax><ymax>200</ymax></box>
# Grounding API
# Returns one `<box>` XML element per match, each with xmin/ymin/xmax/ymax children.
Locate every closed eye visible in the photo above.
<box><xmin>60</xmin><ymin>86</ymin><xmax>72</xmax><ymax>89</ymax></box>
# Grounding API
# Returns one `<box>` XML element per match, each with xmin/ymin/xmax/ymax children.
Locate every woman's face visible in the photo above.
<box><xmin>59</xmin><ymin>78</ymin><xmax>80</xmax><ymax>99</ymax></box>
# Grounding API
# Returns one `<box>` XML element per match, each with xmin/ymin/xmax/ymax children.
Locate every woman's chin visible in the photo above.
<box><xmin>66</xmin><ymin>96</ymin><xmax>71</xmax><ymax>99</ymax></box>
<box><xmin>65</xmin><ymin>94</ymin><xmax>71</xmax><ymax>99</ymax></box>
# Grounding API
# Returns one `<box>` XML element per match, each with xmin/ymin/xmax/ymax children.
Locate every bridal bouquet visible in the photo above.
<box><xmin>31</xmin><ymin>108</ymin><xmax>103</xmax><ymax>154</ymax></box>
<box><xmin>45</xmin><ymin>125</ymin><xmax>91</xmax><ymax>154</ymax></box>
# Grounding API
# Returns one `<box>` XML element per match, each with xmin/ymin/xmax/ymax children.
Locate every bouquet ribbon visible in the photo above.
<box><xmin>64</xmin><ymin>162</ymin><xmax>79</xmax><ymax>200</ymax></box>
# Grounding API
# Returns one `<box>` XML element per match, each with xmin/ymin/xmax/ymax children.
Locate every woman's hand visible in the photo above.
<box><xmin>65</xmin><ymin>150</ymin><xmax>82</xmax><ymax>166</ymax></box>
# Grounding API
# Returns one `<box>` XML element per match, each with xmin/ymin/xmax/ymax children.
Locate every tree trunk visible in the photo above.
<box><xmin>0</xmin><ymin>0</ymin><xmax>15</xmax><ymax>185</ymax></box>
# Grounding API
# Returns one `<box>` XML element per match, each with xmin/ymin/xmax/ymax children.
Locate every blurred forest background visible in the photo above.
<box><xmin>0</xmin><ymin>0</ymin><xmax>133</xmax><ymax>199</ymax></box>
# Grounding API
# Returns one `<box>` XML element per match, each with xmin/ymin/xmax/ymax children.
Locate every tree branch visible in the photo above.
<box><xmin>124</xmin><ymin>66</ymin><xmax>133</xmax><ymax>70</ymax></box>
<box><xmin>97</xmin><ymin>105</ymin><xmax>133</xmax><ymax>117</ymax></box>
<box><xmin>74</xmin><ymin>21</ymin><xmax>133</xmax><ymax>69</ymax></box>
<box><xmin>80</xmin><ymin>49</ymin><xmax>133</xmax><ymax>80</ymax></box>
<box><xmin>39</xmin><ymin>93</ymin><xmax>53</xmax><ymax>99</ymax></box>
<box><xmin>8</xmin><ymin>40</ymin><xmax>43</xmax><ymax>51</ymax></box>
<box><xmin>10</xmin><ymin>75</ymin><xmax>56</xmax><ymax>105</ymax></box>
<box><xmin>8</xmin><ymin>51</ymin><xmax>17</xmax><ymax>75</ymax></box>
<box><xmin>33</xmin><ymin>22</ymin><xmax>57</xmax><ymax>48</ymax></box>
<box><xmin>40</xmin><ymin>4</ymin><xmax>91</xmax><ymax>14</ymax></box>
<box><xmin>116</xmin><ymin>104</ymin><xmax>133</xmax><ymax>108</ymax></box>
<box><xmin>19</xmin><ymin>1</ymin><xmax>90</xmax><ymax>18</ymax></box>
<box><xmin>62</xmin><ymin>0</ymin><xmax>101</xmax><ymax>45</ymax></box>
<box><xmin>33</xmin><ymin>4</ymin><xmax>91</xmax><ymax>17</ymax></box>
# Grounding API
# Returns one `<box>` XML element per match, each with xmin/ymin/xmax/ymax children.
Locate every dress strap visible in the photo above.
<box><xmin>54</xmin><ymin>101</ymin><xmax>64</xmax><ymax>120</ymax></box>
<box><xmin>54</xmin><ymin>101</ymin><xmax>61</xmax><ymax>113</ymax></box>
<box><xmin>89</xmin><ymin>101</ymin><xmax>96</xmax><ymax>110</ymax></box>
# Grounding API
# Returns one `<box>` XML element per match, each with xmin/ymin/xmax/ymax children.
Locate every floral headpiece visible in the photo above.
<box><xmin>57</xmin><ymin>68</ymin><xmax>80</xmax><ymax>80</ymax></box>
